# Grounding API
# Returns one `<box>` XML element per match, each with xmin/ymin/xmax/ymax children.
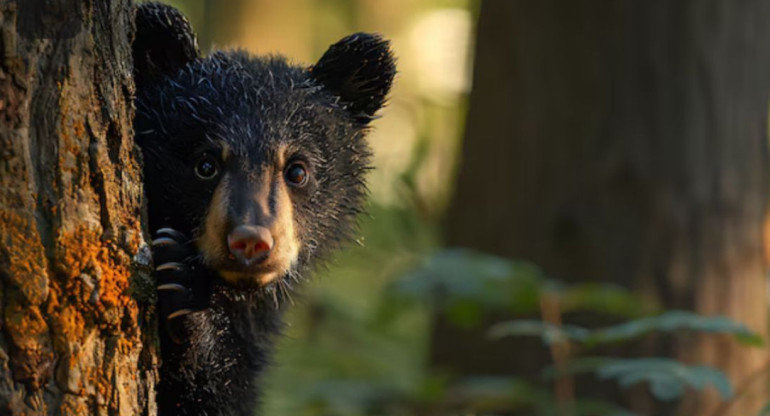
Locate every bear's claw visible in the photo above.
<box><xmin>151</xmin><ymin>227</ymin><xmax>211</xmax><ymax>343</ymax></box>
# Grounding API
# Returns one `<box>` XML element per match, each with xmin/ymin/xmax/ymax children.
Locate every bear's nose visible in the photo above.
<box><xmin>227</xmin><ymin>225</ymin><xmax>274</xmax><ymax>264</ymax></box>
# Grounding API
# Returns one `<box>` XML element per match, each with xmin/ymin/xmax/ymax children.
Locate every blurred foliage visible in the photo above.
<box><xmin>489</xmin><ymin>311</ymin><xmax>763</xmax><ymax>349</ymax></box>
<box><xmin>394</xmin><ymin>249</ymin><xmax>653</xmax><ymax>319</ymax></box>
<box><xmin>548</xmin><ymin>358</ymin><xmax>734</xmax><ymax>402</ymax></box>
<box><xmin>264</xmin><ymin>245</ymin><xmax>763</xmax><ymax>416</ymax></box>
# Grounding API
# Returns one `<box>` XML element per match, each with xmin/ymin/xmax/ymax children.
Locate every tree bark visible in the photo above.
<box><xmin>441</xmin><ymin>1</ymin><xmax>770</xmax><ymax>415</ymax></box>
<box><xmin>0</xmin><ymin>1</ymin><xmax>156</xmax><ymax>414</ymax></box>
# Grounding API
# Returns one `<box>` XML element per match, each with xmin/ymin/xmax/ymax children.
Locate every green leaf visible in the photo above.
<box><xmin>553</xmin><ymin>358</ymin><xmax>734</xmax><ymax>402</ymax></box>
<box><xmin>687</xmin><ymin>365</ymin><xmax>734</xmax><ymax>399</ymax></box>
<box><xmin>392</xmin><ymin>249</ymin><xmax>546</xmax><ymax>313</ymax></box>
<box><xmin>583</xmin><ymin>311</ymin><xmax>764</xmax><ymax>348</ymax></box>
<box><xmin>487</xmin><ymin>320</ymin><xmax>590</xmax><ymax>345</ymax></box>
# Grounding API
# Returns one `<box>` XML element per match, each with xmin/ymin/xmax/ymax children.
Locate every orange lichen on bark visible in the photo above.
<box><xmin>55</xmin><ymin>226</ymin><xmax>133</xmax><ymax>310</ymax></box>
<box><xmin>46</xmin><ymin>222</ymin><xmax>143</xmax><ymax>413</ymax></box>
<box><xmin>45</xmin><ymin>288</ymin><xmax>87</xmax><ymax>344</ymax></box>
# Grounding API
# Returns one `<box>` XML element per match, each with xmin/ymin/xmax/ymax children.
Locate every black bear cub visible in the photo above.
<box><xmin>132</xmin><ymin>3</ymin><xmax>395</xmax><ymax>415</ymax></box>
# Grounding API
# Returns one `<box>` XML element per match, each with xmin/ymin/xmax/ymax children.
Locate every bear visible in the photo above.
<box><xmin>132</xmin><ymin>3</ymin><xmax>395</xmax><ymax>415</ymax></box>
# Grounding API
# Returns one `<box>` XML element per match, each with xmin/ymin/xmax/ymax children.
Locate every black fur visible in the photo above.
<box><xmin>311</xmin><ymin>33</ymin><xmax>396</xmax><ymax>123</ymax></box>
<box><xmin>132</xmin><ymin>3</ymin><xmax>395</xmax><ymax>415</ymax></box>
<box><xmin>133</xmin><ymin>2</ymin><xmax>199</xmax><ymax>87</ymax></box>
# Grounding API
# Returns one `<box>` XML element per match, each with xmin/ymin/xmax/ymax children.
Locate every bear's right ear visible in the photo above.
<box><xmin>133</xmin><ymin>3</ymin><xmax>200</xmax><ymax>86</ymax></box>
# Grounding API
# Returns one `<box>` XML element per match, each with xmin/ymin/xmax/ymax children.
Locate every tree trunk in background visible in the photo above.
<box><xmin>0</xmin><ymin>1</ymin><xmax>156</xmax><ymax>414</ymax></box>
<box><xmin>441</xmin><ymin>1</ymin><xmax>770</xmax><ymax>415</ymax></box>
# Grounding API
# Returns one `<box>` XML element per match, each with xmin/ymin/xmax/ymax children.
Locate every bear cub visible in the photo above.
<box><xmin>132</xmin><ymin>3</ymin><xmax>395</xmax><ymax>415</ymax></box>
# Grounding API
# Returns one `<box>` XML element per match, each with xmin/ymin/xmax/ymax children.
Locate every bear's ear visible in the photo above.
<box><xmin>310</xmin><ymin>33</ymin><xmax>396</xmax><ymax>124</ymax></box>
<box><xmin>133</xmin><ymin>3</ymin><xmax>200</xmax><ymax>87</ymax></box>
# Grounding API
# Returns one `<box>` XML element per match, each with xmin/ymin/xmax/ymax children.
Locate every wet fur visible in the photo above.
<box><xmin>133</xmin><ymin>3</ymin><xmax>394</xmax><ymax>415</ymax></box>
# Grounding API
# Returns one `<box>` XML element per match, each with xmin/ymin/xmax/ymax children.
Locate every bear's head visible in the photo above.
<box><xmin>133</xmin><ymin>3</ymin><xmax>395</xmax><ymax>289</ymax></box>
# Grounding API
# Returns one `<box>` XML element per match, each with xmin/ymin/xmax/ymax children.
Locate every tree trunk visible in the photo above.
<box><xmin>0</xmin><ymin>1</ymin><xmax>157</xmax><ymax>414</ymax></box>
<box><xmin>441</xmin><ymin>1</ymin><xmax>770</xmax><ymax>415</ymax></box>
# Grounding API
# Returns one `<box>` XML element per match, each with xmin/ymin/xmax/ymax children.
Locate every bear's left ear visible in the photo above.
<box><xmin>133</xmin><ymin>3</ymin><xmax>200</xmax><ymax>87</ymax></box>
<box><xmin>310</xmin><ymin>33</ymin><xmax>396</xmax><ymax>124</ymax></box>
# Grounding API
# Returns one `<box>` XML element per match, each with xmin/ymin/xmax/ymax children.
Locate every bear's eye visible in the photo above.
<box><xmin>284</xmin><ymin>162</ymin><xmax>309</xmax><ymax>187</ymax></box>
<box><xmin>195</xmin><ymin>155</ymin><xmax>219</xmax><ymax>180</ymax></box>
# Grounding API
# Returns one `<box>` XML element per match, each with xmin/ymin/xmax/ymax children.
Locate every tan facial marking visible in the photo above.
<box><xmin>263</xmin><ymin>177</ymin><xmax>300</xmax><ymax>283</ymax></box>
<box><xmin>268</xmin><ymin>143</ymin><xmax>300</xmax><ymax>283</ymax></box>
<box><xmin>199</xmin><ymin>146</ymin><xmax>301</xmax><ymax>287</ymax></box>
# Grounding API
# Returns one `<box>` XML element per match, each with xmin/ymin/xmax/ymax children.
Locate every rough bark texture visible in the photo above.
<box><xmin>0</xmin><ymin>1</ymin><xmax>157</xmax><ymax>414</ymax></box>
<box><xmin>441</xmin><ymin>1</ymin><xmax>770</xmax><ymax>415</ymax></box>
